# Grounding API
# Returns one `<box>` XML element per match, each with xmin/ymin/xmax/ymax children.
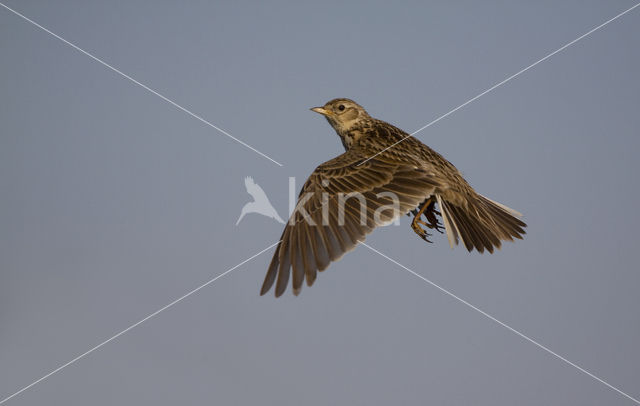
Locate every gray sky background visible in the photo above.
<box><xmin>1</xmin><ymin>1</ymin><xmax>639</xmax><ymax>405</ymax></box>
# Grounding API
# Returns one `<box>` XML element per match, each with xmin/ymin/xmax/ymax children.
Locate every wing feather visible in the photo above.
<box><xmin>261</xmin><ymin>149</ymin><xmax>438</xmax><ymax>297</ymax></box>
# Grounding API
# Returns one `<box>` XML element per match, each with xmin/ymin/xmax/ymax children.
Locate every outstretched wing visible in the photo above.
<box><xmin>261</xmin><ymin>148</ymin><xmax>440</xmax><ymax>297</ymax></box>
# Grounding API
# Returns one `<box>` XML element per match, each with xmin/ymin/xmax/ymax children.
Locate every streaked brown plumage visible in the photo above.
<box><xmin>261</xmin><ymin>98</ymin><xmax>526</xmax><ymax>297</ymax></box>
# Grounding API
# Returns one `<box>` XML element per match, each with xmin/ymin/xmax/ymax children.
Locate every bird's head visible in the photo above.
<box><xmin>311</xmin><ymin>98</ymin><xmax>371</xmax><ymax>135</ymax></box>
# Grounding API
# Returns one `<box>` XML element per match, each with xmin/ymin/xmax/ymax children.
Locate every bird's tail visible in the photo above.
<box><xmin>436</xmin><ymin>193</ymin><xmax>526</xmax><ymax>254</ymax></box>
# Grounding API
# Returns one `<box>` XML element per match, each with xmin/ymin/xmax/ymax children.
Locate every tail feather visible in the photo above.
<box><xmin>437</xmin><ymin>193</ymin><xmax>526</xmax><ymax>253</ymax></box>
<box><xmin>436</xmin><ymin>195</ymin><xmax>460</xmax><ymax>249</ymax></box>
<box><xmin>478</xmin><ymin>193</ymin><xmax>522</xmax><ymax>217</ymax></box>
<box><xmin>477</xmin><ymin>194</ymin><xmax>526</xmax><ymax>240</ymax></box>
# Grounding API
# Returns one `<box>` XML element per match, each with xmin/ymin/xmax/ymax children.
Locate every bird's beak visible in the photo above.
<box><xmin>310</xmin><ymin>107</ymin><xmax>332</xmax><ymax>116</ymax></box>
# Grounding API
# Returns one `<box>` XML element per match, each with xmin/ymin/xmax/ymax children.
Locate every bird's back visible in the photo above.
<box><xmin>354</xmin><ymin>118</ymin><xmax>475</xmax><ymax>200</ymax></box>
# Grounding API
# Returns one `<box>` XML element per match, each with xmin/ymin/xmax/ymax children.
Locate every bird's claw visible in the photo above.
<box><xmin>423</xmin><ymin>203</ymin><xmax>444</xmax><ymax>234</ymax></box>
<box><xmin>411</xmin><ymin>219</ymin><xmax>433</xmax><ymax>243</ymax></box>
<box><xmin>424</xmin><ymin>210</ymin><xmax>444</xmax><ymax>234</ymax></box>
<box><xmin>411</xmin><ymin>199</ymin><xmax>445</xmax><ymax>242</ymax></box>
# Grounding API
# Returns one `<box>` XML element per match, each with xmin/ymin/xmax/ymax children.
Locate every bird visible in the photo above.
<box><xmin>261</xmin><ymin>98</ymin><xmax>526</xmax><ymax>297</ymax></box>
<box><xmin>236</xmin><ymin>176</ymin><xmax>285</xmax><ymax>225</ymax></box>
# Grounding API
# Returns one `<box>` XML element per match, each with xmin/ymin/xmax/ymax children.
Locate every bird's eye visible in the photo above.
<box><xmin>338</xmin><ymin>104</ymin><xmax>345</xmax><ymax>111</ymax></box>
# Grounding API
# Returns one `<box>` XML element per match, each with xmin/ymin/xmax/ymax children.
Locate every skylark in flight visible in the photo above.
<box><xmin>261</xmin><ymin>98</ymin><xmax>526</xmax><ymax>297</ymax></box>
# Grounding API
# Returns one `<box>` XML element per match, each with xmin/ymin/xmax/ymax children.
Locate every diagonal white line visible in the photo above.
<box><xmin>358</xmin><ymin>2</ymin><xmax>640</xmax><ymax>166</ymax></box>
<box><xmin>0</xmin><ymin>2</ymin><xmax>284</xmax><ymax>167</ymax></box>
<box><xmin>0</xmin><ymin>241</ymin><xmax>280</xmax><ymax>405</ymax></box>
<box><xmin>360</xmin><ymin>242</ymin><xmax>640</xmax><ymax>405</ymax></box>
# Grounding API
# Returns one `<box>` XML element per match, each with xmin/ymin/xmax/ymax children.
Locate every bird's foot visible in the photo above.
<box><xmin>411</xmin><ymin>217</ymin><xmax>433</xmax><ymax>243</ymax></box>
<box><xmin>423</xmin><ymin>203</ymin><xmax>445</xmax><ymax>234</ymax></box>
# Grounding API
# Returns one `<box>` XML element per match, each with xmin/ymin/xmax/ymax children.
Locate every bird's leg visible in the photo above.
<box><xmin>423</xmin><ymin>199</ymin><xmax>444</xmax><ymax>234</ymax></box>
<box><xmin>411</xmin><ymin>198</ymin><xmax>435</xmax><ymax>242</ymax></box>
<box><xmin>411</xmin><ymin>197</ymin><xmax>445</xmax><ymax>242</ymax></box>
